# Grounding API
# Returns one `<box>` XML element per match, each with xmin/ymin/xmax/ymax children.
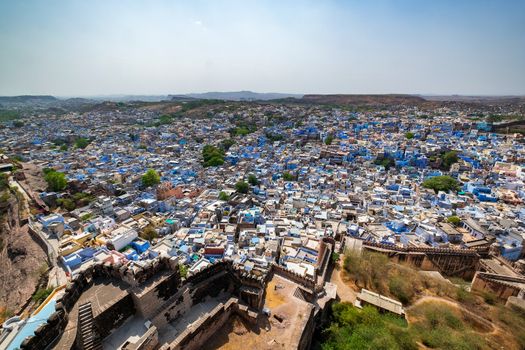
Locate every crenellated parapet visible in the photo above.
<box><xmin>271</xmin><ymin>263</ymin><xmax>317</xmax><ymax>291</ymax></box>
<box><xmin>362</xmin><ymin>240</ymin><xmax>485</xmax><ymax>256</ymax></box>
<box><xmin>227</xmin><ymin>262</ymin><xmax>268</xmax><ymax>288</ymax></box>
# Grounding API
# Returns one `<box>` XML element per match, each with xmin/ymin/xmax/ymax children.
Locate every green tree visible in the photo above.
<box><xmin>74</xmin><ymin>137</ymin><xmax>90</xmax><ymax>149</ymax></box>
<box><xmin>388</xmin><ymin>276</ymin><xmax>415</xmax><ymax>304</ymax></box>
<box><xmin>59</xmin><ymin>144</ymin><xmax>68</xmax><ymax>152</ymax></box>
<box><xmin>447</xmin><ymin>216</ymin><xmax>461</xmax><ymax>226</ymax></box>
<box><xmin>325</xmin><ymin>134</ymin><xmax>334</xmax><ymax>145</ymax></box>
<box><xmin>265</xmin><ymin>132</ymin><xmax>284</xmax><ymax>142</ymax></box>
<box><xmin>80</xmin><ymin>213</ymin><xmax>93</xmax><ymax>221</ymax></box>
<box><xmin>202</xmin><ymin>144</ymin><xmax>225</xmax><ymax>167</ymax></box>
<box><xmin>13</xmin><ymin>120</ymin><xmax>24</xmax><ymax>128</ymax></box>
<box><xmin>32</xmin><ymin>287</ymin><xmax>54</xmax><ymax>305</ymax></box>
<box><xmin>374</xmin><ymin>156</ymin><xmax>396</xmax><ymax>170</ymax></box>
<box><xmin>405</xmin><ymin>132</ymin><xmax>415</xmax><ymax>139</ymax></box>
<box><xmin>282</xmin><ymin>172</ymin><xmax>295</xmax><ymax>181</ymax></box>
<box><xmin>142</xmin><ymin>169</ymin><xmax>160</xmax><ymax>187</ymax></box>
<box><xmin>322</xmin><ymin>303</ymin><xmax>417</xmax><ymax>350</ymax></box>
<box><xmin>206</xmin><ymin>156</ymin><xmax>224</xmax><ymax>166</ymax></box>
<box><xmin>72</xmin><ymin>192</ymin><xmax>95</xmax><ymax>206</ymax></box>
<box><xmin>0</xmin><ymin>173</ymin><xmax>8</xmax><ymax>191</ymax></box>
<box><xmin>179</xmin><ymin>264</ymin><xmax>188</xmax><ymax>278</ymax></box>
<box><xmin>220</xmin><ymin>138</ymin><xmax>235</xmax><ymax>151</ymax></box>
<box><xmin>140</xmin><ymin>226</ymin><xmax>158</xmax><ymax>241</ymax></box>
<box><xmin>422</xmin><ymin>175</ymin><xmax>460</xmax><ymax>194</ymax></box>
<box><xmin>0</xmin><ymin>110</ymin><xmax>20</xmax><ymax>122</ymax></box>
<box><xmin>235</xmin><ymin>181</ymin><xmax>249</xmax><ymax>194</ymax></box>
<box><xmin>218</xmin><ymin>191</ymin><xmax>230</xmax><ymax>201</ymax></box>
<box><xmin>44</xmin><ymin>169</ymin><xmax>68</xmax><ymax>192</ymax></box>
<box><xmin>442</xmin><ymin>151</ymin><xmax>459</xmax><ymax>171</ymax></box>
<box><xmin>247</xmin><ymin>174</ymin><xmax>259</xmax><ymax>186</ymax></box>
<box><xmin>57</xmin><ymin>198</ymin><xmax>76</xmax><ymax>211</ymax></box>
<box><xmin>157</xmin><ymin>114</ymin><xmax>172</xmax><ymax>125</ymax></box>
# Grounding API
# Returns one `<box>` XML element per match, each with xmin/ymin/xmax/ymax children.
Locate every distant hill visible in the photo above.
<box><xmin>89</xmin><ymin>95</ymin><xmax>169</xmax><ymax>102</ymax></box>
<box><xmin>298</xmin><ymin>94</ymin><xmax>426</xmax><ymax>105</ymax></box>
<box><xmin>0</xmin><ymin>95</ymin><xmax>61</xmax><ymax>109</ymax></box>
<box><xmin>0</xmin><ymin>95</ymin><xmax>58</xmax><ymax>104</ymax></box>
<box><xmin>422</xmin><ymin>95</ymin><xmax>525</xmax><ymax>104</ymax></box>
<box><xmin>170</xmin><ymin>91</ymin><xmax>303</xmax><ymax>101</ymax></box>
<box><xmin>0</xmin><ymin>95</ymin><xmax>57</xmax><ymax>102</ymax></box>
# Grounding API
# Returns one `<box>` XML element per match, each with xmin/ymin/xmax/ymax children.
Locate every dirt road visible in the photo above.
<box><xmin>328</xmin><ymin>255</ymin><xmax>357</xmax><ymax>303</ymax></box>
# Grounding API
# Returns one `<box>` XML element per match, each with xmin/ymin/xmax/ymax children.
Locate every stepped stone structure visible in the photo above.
<box><xmin>19</xmin><ymin>256</ymin><xmax>333</xmax><ymax>350</ymax></box>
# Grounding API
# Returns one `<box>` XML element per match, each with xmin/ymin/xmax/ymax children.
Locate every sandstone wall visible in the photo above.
<box><xmin>471</xmin><ymin>272</ymin><xmax>525</xmax><ymax>300</ymax></box>
<box><xmin>159</xmin><ymin>298</ymin><xmax>239</xmax><ymax>350</ymax></box>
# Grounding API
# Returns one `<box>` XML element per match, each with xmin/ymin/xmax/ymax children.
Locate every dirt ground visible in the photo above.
<box><xmin>328</xmin><ymin>255</ymin><xmax>357</xmax><ymax>303</ymax></box>
<box><xmin>407</xmin><ymin>296</ymin><xmax>523</xmax><ymax>350</ymax></box>
<box><xmin>20</xmin><ymin>162</ymin><xmax>47</xmax><ymax>192</ymax></box>
<box><xmin>138</xmin><ymin>103</ymin><xmax>182</xmax><ymax>114</ymax></box>
<box><xmin>204</xmin><ymin>275</ymin><xmax>313</xmax><ymax>350</ymax></box>
<box><xmin>264</xmin><ymin>278</ymin><xmax>288</xmax><ymax>308</ymax></box>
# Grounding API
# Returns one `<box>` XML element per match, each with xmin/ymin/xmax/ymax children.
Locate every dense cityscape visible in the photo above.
<box><xmin>0</xmin><ymin>94</ymin><xmax>524</xmax><ymax>349</ymax></box>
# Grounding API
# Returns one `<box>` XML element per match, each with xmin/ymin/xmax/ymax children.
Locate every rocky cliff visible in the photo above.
<box><xmin>0</xmin><ymin>181</ymin><xmax>47</xmax><ymax>321</ymax></box>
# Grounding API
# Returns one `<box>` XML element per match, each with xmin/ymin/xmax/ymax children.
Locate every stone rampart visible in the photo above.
<box><xmin>362</xmin><ymin>241</ymin><xmax>482</xmax><ymax>278</ymax></box>
<box><xmin>20</xmin><ymin>258</ymin><xmax>269</xmax><ymax>349</ymax></box>
<box><xmin>471</xmin><ymin>272</ymin><xmax>525</xmax><ymax>301</ymax></box>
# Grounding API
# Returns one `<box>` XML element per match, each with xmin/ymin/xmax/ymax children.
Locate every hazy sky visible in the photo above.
<box><xmin>1</xmin><ymin>0</ymin><xmax>524</xmax><ymax>96</ymax></box>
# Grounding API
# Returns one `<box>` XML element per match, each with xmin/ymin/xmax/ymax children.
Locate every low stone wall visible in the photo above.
<box><xmin>20</xmin><ymin>307</ymin><xmax>68</xmax><ymax>350</ymax></box>
<box><xmin>28</xmin><ymin>221</ymin><xmax>56</xmax><ymax>267</ymax></box>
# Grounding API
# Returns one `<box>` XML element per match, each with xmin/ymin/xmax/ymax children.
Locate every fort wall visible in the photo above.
<box><xmin>20</xmin><ymin>259</ymin><xmax>268</xmax><ymax>350</ymax></box>
<box><xmin>158</xmin><ymin>298</ymin><xmax>258</xmax><ymax>350</ymax></box>
<box><xmin>362</xmin><ymin>241</ymin><xmax>482</xmax><ymax>278</ymax></box>
<box><xmin>471</xmin><ymin>272</ymin><xmax>525</xmax><ymax>301</ymax></box>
